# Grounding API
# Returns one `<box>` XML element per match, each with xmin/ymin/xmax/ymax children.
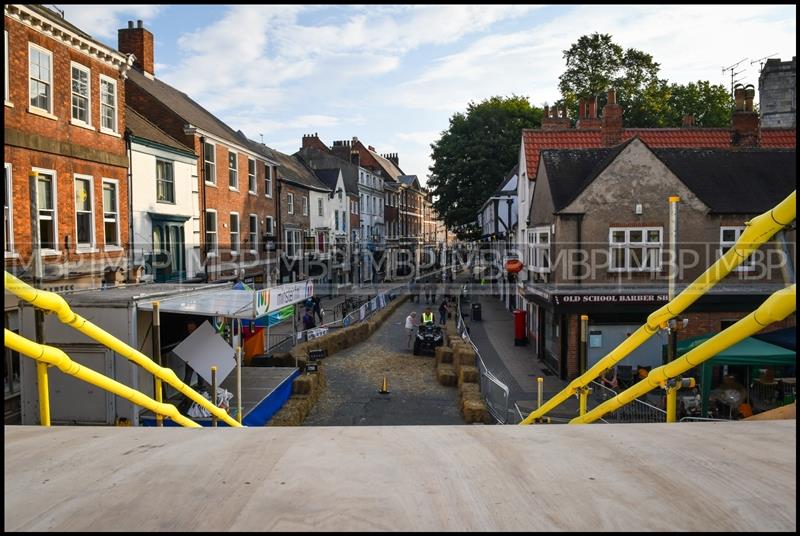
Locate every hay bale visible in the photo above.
<box><xmin>436</xmin><ymin>363</ymin><xmax>457</xmax><ymax>387</ymax></box>
<box><xmin>453</xmin><ymin>346</ymin><xmax>476</xmax><ymax>375</ymax></box>
<box><xmin>458</xmin><ymin>365</ymin><xmax>479</xmax><ymax>387</ymax></box>
<box><xmin>292</xmin><ymin>374</ymin><xmax>313</xmax><ymax>394</ymax></box>
<box><xmin>459</xmin><ymin>378</ymin><xmax>481</xmax><ymax>398</ymax></box>
<box><xmin>462</xmin><ymin>398</ymin><xmax>490</xmax><ymax>424</ymax></box>
<box><xmin>434</xmin><ymin>346</ymin><xmax>453</xmax><ymax>367</ymax></box>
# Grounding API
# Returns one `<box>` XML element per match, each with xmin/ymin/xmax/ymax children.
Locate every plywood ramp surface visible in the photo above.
<box><xmin>4</xmin><ymin>422</ymin><xmax>796</xmax><ymax>532</ymax></box>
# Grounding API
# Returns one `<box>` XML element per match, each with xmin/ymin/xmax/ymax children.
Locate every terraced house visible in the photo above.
<box><xmin>118</xmin><ymin>20</ymin><xmax>280</xmax><ymax>287</ymax></box>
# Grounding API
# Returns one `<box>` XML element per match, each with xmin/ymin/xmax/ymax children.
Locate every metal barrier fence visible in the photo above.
<box><xmin>589</xmin><ymin>380</ymin><xmax>667</xmax><ymax>423</ymax></box>
<box><xmin>455</xmin><ymin>288</ymin><xmax>510</xmax><ymax>424</ymax></box>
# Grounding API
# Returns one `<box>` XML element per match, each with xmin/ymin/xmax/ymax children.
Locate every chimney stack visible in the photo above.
<box><xmin>601</xmin><ymin>89</ymin><xmax>623</xmax><ymax>146</ymax></box>
<box><xmin>541</xmin><ymin>103</ymin><xmax>571</xmax><ymax>130</ymax></box>
<box><xmin>681</xmin><ymin>114</ymin><xmax>695</xmax><ymax>127</ymax></box>
<box><xmin>351</xmin><ymin>150</ymin><xmax>360</xmax><ymax>167</ymax></box>
<box><xmin>118</xmin><ymin>20</ymin><xmax>155</xmax><ymax>76</ymax></box>
<box><xmin>731</xmin><ymin>84</ymin><xmax>760</xmax><ymax>147</ymax></box>
<box><xmin>576</xmin><ymin>95</ymin><xmax>601</xmax><ymax>129</ymax></box>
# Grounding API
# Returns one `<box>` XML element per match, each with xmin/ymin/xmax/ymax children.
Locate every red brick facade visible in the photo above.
<box><xmin>118</xmin><ymin>23</ymin><xmax>154</xmax><ymax>75</ymax></box>
<box><xmin>4</xmin><ymin>8</ymin><xmax>130</xmax><ymax>287</ymax></box>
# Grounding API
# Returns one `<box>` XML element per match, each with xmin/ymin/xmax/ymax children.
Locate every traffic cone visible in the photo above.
<box><xmin>379</xmin><ymin>376</ymin><xmax>390</xmax><ymax>394</ymax></box>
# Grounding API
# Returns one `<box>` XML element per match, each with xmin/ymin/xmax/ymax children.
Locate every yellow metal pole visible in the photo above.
<box><xmin>152</xmin><ymin>301</ymin><xmax>163</xmax><ymax>427</ymax></box>
<box><xmin>5</xmin><ymin>329</ymin><xmax>201</xmax><ymax>428</ymax></box>
<box><xmin>571</xmin><ymin>284</ymin><xmax>795</xmax><ymax>424</ymax></box>
<box><xmin>537</xmin><ymin>377</ymin><xmax>543</xmax><ymax>409</ymax></box>
<box><xmin>666</xmin><ymin>382</ymin><xmax>678</xmax><ymax>423</ymax></box>
<box><xmin>236</xmin><ymin>347</ymin><xmax>243</xmax><ymax>424</ymax></box>
<box><xmin>520</xmin><ymin>191</ymin><xmax>796</xmax><ymax>425</ymax></box>
<box><xmin>579</xmin><ymin>388</ymin><xmax>589</xmax><ymax>417</ymax></box>
<box><xmin>4</xmin><ymin>271</ymin><xmax>243</xmax><ymax>427</ymax></box>
<box><xmin>36</xmin><ymin>361</ymin><xmax>50</xmax><ymax>426</ymax></box>
<box><xmin>211</xmin><ymin>366</ymin><xmax>218</xmax><ymax>428</ymax></box>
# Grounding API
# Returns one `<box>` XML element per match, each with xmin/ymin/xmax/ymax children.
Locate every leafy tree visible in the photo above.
<box><xmin>557</xmin><ymin>33</ymin><xmax>731</xmax><ymax>128</ymax></box>
<box><xmin>428</xmin><ymin>96</ymin><xmax>542</xmax><ymax>239</ymax></box>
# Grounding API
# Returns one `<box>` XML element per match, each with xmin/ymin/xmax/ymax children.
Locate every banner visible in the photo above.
<box><xmin>254</xmin><ymin>279</ymin><xmax>314</xmax><ymax>316</ymax></box>
<box><xmin>307</xmin><ymin>327</ymin><xmax>329</xmax><ymax>341</ymax></box>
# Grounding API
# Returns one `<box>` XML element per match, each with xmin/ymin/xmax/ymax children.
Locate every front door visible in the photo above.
<box><xmin>152</xmin><ymin>221</ymin><xmax>186</xmax><ymax>282</ymax></box>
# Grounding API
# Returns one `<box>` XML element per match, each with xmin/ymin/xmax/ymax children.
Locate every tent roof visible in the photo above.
<box><xmin>138</xmin><ymin>288</ymin><xmax>257</xmax><ymax>319</ymax></box>
<box><xmin>675</xmin><ymin>333</ymin><xmax>796</xmax><ymax>366</ymax></box>
<box><xmin>753</xmin><ymin>327</ymin><xmax>796</xmax><ymax>351</ymax></box>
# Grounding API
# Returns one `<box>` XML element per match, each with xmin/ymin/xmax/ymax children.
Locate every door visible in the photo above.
<box><xmin>48</xmin><ymin>347</ymin><xmax>114</xmax><ymax>424</ymax></box>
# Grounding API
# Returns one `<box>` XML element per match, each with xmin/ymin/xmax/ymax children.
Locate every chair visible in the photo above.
<box><xmin>616</xmin><ymin>365</ymin><xmax>634</xmax><ymax>388</ymax></box>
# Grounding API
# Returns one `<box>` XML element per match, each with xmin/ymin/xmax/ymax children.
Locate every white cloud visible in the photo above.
<box><xmin>62</xmin><ymin>5</ymin><xmax>164</xmax><ymax>40</ymax></box>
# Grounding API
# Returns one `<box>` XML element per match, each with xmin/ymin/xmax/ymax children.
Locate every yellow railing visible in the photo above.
<box><xmin>521</xmin><ymin>190</ymin><xmax>796</xmax><ymax>424</ymax></box>
<box><xmin>5</xmin><ymin>330</ymin><xmax>201</xmax><ymax>428</ymax></box>
<box><xmin>4</xmin><ymin>271</ymin><xmax>242</xmax><ymax>427</ymax></box>
<box><xmin>572</xmin><ymin>284</ymin><xmax>796</xmax><ymax>424</ymax></box>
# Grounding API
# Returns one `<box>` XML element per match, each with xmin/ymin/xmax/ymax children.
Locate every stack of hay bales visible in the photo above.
<box><xmin>267</xmin><ymin>365</ymin><xmax>326</xmax><ymax>426</ymax></box>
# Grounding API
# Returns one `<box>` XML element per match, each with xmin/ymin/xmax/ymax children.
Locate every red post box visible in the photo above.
<box><xmin>513</xmin><ymin>309</ymin><xmax>528</xmax><ymax>346</ymax></box>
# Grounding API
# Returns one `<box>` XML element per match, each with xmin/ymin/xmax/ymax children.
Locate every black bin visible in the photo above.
<box><xmin>471</xmin><ymin>302</ymin><xmax>482</xmax><ymax>321</ymax></box>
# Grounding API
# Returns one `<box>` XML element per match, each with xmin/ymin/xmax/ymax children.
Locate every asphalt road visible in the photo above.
<box><xmin>304</xmin><ymin>298</ymin><xmax>464</xmax><ymax>426</ymax></box>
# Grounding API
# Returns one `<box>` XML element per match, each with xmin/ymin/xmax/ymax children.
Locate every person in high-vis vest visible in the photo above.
<box><xmin>422</xmin><ymin>307</ymin><xmax>435</xmax><ymax>325</ymax></box>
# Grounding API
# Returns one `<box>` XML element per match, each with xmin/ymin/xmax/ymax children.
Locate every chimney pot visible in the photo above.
<box><xmin>607</xmin><ymin>89</ymin><xmax>616</xmax><ymax>105</ymax></box>
<box><xmin>734</xmin><ymin>84</ymin><xmax>745</xmax><ymax>111</ymax></box>
<box><xmin>137</xmin><ymin>19</ymin><xmax>143</xmax><ymax>28</ymax></box>
<box><xmin>128</xmin><ymin>21</ymin><xmax>134</xmax><ymax>29</ymax></box>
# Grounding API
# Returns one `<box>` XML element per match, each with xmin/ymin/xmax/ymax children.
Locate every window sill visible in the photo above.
<box><xmin>265</xmin><ymin>194</ymin><xmax>273</xmax><ymax>199</ymax></box>
<box><xmin>76</xmin><ymin>247</ymin><xmax>99</xmax><ymax>254</ymax></box>
<box><xmin>229</xmin><ymin>187</ymin><xmax>239</xmax><ymax>192</ymax></box>
<box><xmin>28</xmin><ymin>106</ymin><xmax>58</xmax><ymax>120</ymax></box>
<box><xmin>5</xmin><ymin>100</ymin><xmax>13</xmax><ymax>108</ymax></box>
<box><xmin>249</xmin><ymin>249</ymin><xmax>258</xmax><ymax>256</ymax></box>
<box><xmin>41</xmin><ymin>249</ymin><xmax>61</xmax><ymax>257</ymax></box>
<box><xmin>248</xmin><ymin>191</ymin><xmax>257</xmax><ymax>196</ymax></box>
<box><xmin>231</xmin><ymin>251</ymin><xmax>239</xmax><ymax>257</ymax></box>
<box><xmin>206</xmin><ymin>252</ymin><xmax>219</xmax><ymax>258</ymax></box>
<box><xmin>205</xmin><ymin>181</ymin><xmax>217</xmax><ymax>188</ymax></box>
<box><xmin>104</xmin><ymin>245</ymin><xmax>123</xmax><ymax>252</ymax></box>
<box><xmin>70</xmin><ymin>118</ymin><xmax>96</xmax><ymax>131</ymax></box>
<box><xmin>156</xmin><ymin>199</ymin><xmax>176</xmax><ymax>205</ymax></box>
<box><xmin>100</xmin><ymin>127</ymin><xmax>121</xmax><ymax>138</ymax></box>
<box><xmin>5</xmin><ymin>251</ymin><xmax>20</xmax><ymax>259</ymax></box>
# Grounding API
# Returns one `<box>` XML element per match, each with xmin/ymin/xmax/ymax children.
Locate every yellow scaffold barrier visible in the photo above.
<box><xmin>572</xmin><ymin>284</ymin><xmax>796</xmax><ymax>424</ymax></box>
<box><xmin>4</xmin><ymin>330</ymin><xmax>201</xmax><ymax>428</ymax></box>
<box><xmin>522</xmin><ymin>190</ymin><xmax>796</xmax><ymax>425</ymax></box>
<box><xmin>4</xmin><ymin>271</ymin><xmax>242</xmax><ymax>427</ymax></box>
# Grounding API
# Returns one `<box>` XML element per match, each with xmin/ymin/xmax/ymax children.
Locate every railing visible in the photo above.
<box><xmin>4</xmin><ymin>330</ymin><xmax>200</xmax><ymax>427</ymax></box>
<box><xmin>589</xmin><ymin>381</ymin><xmax>667</xmax><ymax>423</ymax></box>
<box><xmin>521</xmin><ymin>191</ymin><xmax>796</xmax><ymax>425</ymax></box>
<box><xmin>4</xmin><ymin>271</ymin><xmax>242</xmax><ymax>427</ymax></box>
<box><xmin>572</xmin><ymin>284</ymin><xmax>795</xmax><ymax>424</ymax></box>
<box><xmin>455</xmin><ymin>286</ymin><xmax>510</xmax><ymax>424</ymax></box>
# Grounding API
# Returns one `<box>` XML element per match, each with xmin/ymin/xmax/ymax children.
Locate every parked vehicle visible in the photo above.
<box><xmin>413</xmin><ymin>324</ymin><xmax>444</xmax><ymax>355</ymax></box>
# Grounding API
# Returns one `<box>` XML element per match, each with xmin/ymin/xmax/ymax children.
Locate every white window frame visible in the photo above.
<box><xmin>609</xmin><ymin>227</ymin><xmax>662</xmax><ymax>272</ymax></box>
<box><xmin>205</xmin><ymin>209</ymin><xmax>218</xmax><ymax>256</ymax></box>
<box><xmin>99</xmin><ymin>75</ymin><xmax>118</xmax><ymax>135</ymax></box>
<box><xmin>265</xmin><ymin>165</ymin><xmax>273</xmax><ymax>198</ymax></box>
<box><xmin>102</xmin><ymin>179</ymin><xmax>121</xmax><ymax>249</ymax></box>
<box><xmin>5</xmin><ymin>31</ymin><xmax>10</xmax><ymax>106</ymax></box>
<box><xmin>204</xmin><ymin>141</ymin><xmax>217</xmax><ymax>185</ymax></box>
<box><xmin>248</xmin><ymin>214</ymin><xmax>258</xmax><ymax>253</ymax></box>
<box><xmin>318</xmin><ymin>197</ymin><xmax>324</xmax><ymax>217</ymax></box>
<box><xmin>265</xmin><ymin>216</ymin><xmax>274</xmax><ymax>236</ymax></box>
<box><xmin>229</xmin><ymin>212</ymin><xmax>239</xmax><ymax>254</ymax></box>
<box><xmin>28</xmin><ymin>42</ymin><xmax>54</xmax><ymax>116</ymax></box>
<box><xmin>720</xmin><ymin>226</ymin><xmax>755</xmax><ymax>272</ymax></box>
<box><xmin>287</xmin><ymin>192</ymin><xmax>294</xmax><ymax>215</ymax></box>
<box><xmin>247</xmin><ymin>158</ymin><xmax>256</xmax><ymax>195</ymax></box>
<box><xmin>73</xmin><ymin>174</ymin><xmax>96</xmax><ymax>251</ymax></box>
<box><xmin>285</xmin><ymin>229</ymin><xmax>302</xmax><ymax>259</ymax></box>
<box><xmin>34</xmin><ymin>167</ymin><xmax>58</xmax><ymax>254</ymax></box>
<box><xmin>69</xmin><ymin>61</ymin><xmax>92</xmax><ymax>129</ymax></box>
<box><xmin>228</xmin><ymin>150</ymin><xmax>239</xmax><ymax>191</ymax></box>
<box><xmin>156</xmin><ymin>158</ymin><xmax>175</xmax><ymax>204</ymax></box>
<box><xmin>302</xmin><ymin>195</ymin><xmax>308</xmax><ymax>216</ymax></box>
<box><xmin>4</xmin><ymin>163</ymin><xmax>14</xmax><ymax>256</ymax></box>
<box><xmin>528</xmin><ymin>226</ymin><xmax>550</xmax><ymax>273</ymax></box>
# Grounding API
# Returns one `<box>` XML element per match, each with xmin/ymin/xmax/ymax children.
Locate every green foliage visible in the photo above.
<box><xmin>558</xmin><ymin>33</ymin><xmax>732</xmax><ymax>128</ymax></box>
<box><xmin>428</xmin><ymin>96</ymin><xmax>542</xmax><ymax>238</ymax></box>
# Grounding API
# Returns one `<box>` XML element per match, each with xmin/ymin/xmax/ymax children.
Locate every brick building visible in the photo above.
<box><xmin>117</xmin><ymin>21</ymin><xmax>279</xmax><ymax>286</ymax></box>
<box><xmin>5</xmin><ymin>4</ymin><xmax>133</xmax><ymax>290</ymax></box>
<box><xmin>759</xmin><ymin>56</ymin><xmax>796</xmax><ymax>128</ymax></box>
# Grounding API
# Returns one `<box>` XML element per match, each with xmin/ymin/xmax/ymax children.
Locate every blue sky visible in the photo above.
<box><xmin>64</xmin><ymin>4</ymin><xmax>796</xmax><ymax>184</ymax></box>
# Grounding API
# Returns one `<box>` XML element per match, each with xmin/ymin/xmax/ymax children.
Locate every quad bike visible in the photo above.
<box><xmin>413</xmin><ymin>323</ymin><xmax>444</xmax><ymax>355</ymax></box>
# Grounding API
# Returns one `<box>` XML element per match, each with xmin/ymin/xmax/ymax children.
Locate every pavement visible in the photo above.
<box><xmin>460</xmin><ymin>286</ymin><xmax>580</xmax><ymax>422</ymax></box>
<box><xmin>303</xmin><ymin>297</ymin><xmax>464</xmax><ymax>426</ymax></box>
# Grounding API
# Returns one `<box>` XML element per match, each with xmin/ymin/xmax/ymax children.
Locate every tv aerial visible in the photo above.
<box><xmin>751</xmin><ymin>53</ymin><xmax>778</xmax><ymax>74</ymax></box>
<box><xmin>722</xmin><ymin>58</ymin><xmax>748</xmax><ymax>97</ymax></box>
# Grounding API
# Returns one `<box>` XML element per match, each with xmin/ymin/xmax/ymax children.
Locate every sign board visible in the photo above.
<box><xmin>552</xmin><ymin>293</ymin><xmax>669</xmax><ymax>306</ymax></box>
<box><xmin>307</xmin><ymin>327</ymin><xmax>329</xmax><ymax>341</ymax></box>
<box><xmin>254</xmin><ymin>279</ymin><xmax>314</xmax><ymax>316</ymax></box>
<box><xmin>171</xmin><ymin>320</ymin><xmax>236</xmax><ymax>385</ymax></box>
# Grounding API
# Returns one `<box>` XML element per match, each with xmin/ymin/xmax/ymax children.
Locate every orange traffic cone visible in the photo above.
<box><xmin>379</xmin><ymin>376</ymin><xmax>390</xmax><ymax>394</ymax></box>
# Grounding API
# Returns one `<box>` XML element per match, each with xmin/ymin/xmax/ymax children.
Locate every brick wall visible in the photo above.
<box><xmin>4</xmin><ymin>14</ymin><xmax>128</xmax><ymax>281</ymax></box>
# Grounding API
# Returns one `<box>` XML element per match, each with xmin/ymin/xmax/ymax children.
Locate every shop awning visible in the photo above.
<box><xmin>675</xmin><ymin>333</ymin><xmax>796</xmax><ymax>366</ymax></box>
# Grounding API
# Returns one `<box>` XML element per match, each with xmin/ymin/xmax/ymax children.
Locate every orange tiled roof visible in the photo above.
<box><xmin>522</xmin><ymin>127</ymin><xmax>796</xmax><ymax>180</ymax></box>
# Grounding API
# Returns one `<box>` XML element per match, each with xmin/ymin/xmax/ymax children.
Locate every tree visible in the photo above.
<box><xmin>427</xmin><ymin>96</ymin><xmax>542</xmax><ymax>239</ymax></box>
<box><xmin>558</xmin><ymin>33</ymin><xmax>732</xmax><ymax>128</ymax></box>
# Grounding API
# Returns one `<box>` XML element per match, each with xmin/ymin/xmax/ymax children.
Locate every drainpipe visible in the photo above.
<box><xmin>200</xmin><ymin>136</ymin><xmax>208</xmax><ymax>281</ymax></box>
<box><xmin>125</xmin><ymin>128</ymin><xmax>135</xmax><ymax>278</ymax></box>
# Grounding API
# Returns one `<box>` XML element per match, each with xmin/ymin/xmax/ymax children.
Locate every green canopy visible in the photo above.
<box><xmin>670</xmin><ymin>333</ymin><xmax>796</xmax><ymax>417</ymax></box>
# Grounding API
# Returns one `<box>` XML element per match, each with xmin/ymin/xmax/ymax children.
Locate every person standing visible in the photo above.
<box><xmin>405</xmin><ymin>311</ymin><xmax>419</xmax><ymax>350</ymax></box>
<box><xmin>313</xmin><ymin>295</ymin><xmax>324</xmax><ymax>324</ymax></box>
<box><xmin>302</xmin><ymin>308</ymin><xmax>316</xmax><ymax>331</ymax></box>
<box><xmin>422</xmin><ymin>307</ymin><xmax>435</xmax><ymax>325</ymax></box>
<box><xmin>438</xmin><ymin>299</ymin><xmax>449</xmax><ymax>325</ymax></box>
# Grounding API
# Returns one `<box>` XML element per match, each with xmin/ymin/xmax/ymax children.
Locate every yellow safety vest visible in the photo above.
<box><xmin>422</xmin><ymin>312</ymin><xmax>434</xmax><ymax>324</ymax></box>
